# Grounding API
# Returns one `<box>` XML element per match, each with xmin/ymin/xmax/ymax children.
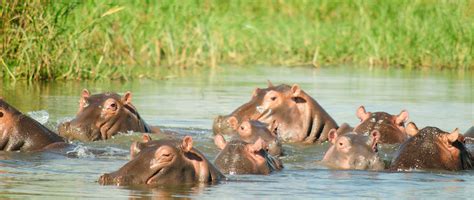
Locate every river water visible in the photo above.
<box><xmin>0</xmin><ymin>66</ymin><xmax>472</xmax><ymax>199</ymax></box>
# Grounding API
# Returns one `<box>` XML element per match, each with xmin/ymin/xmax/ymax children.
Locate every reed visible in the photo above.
<box><xmin>1</xmin><ymin>0</ymin><xmax>472</xmax><ymax>80</ymax></box>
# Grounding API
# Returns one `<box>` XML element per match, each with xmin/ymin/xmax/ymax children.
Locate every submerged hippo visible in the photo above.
<box><xmin>0</xmin><ymin>99</ymin><xmax>66</xmax><ymax>151</ymax></box>
<box><xmin>213</xmin><ymin>82</ymin><xmax>338</xmax><ymax>144</ymax></box>
<box><xmin>58</xmin><ymin>89</ymin><xmax>156</xmax><ymax>141</ymax></box>
<box><xmin>353</xmin><ymin>106</ymin><xmax>409</xmax><ymax>144</ymax></box>
<box><xmin>214</xmin><ymin>135</ymin><xmax>283</xmax><ymax>174</ymax></box>
<box><xmin>214</xmin><ymin>120</ymin><xmax>283</xmax><ymax>156</ymax></box>
<box><xmin>99</xmin><ymin>135</ymin><xmax>224</xmax><ymax>186</ymax></box>
<box><xmin>464</xmin><ymin>126</ymin><xmax>474</xmax><ymax>137</ymax></box>
<box><xmin>321</xmin><ymin>129</ymin><xmax>384</xmax><ymax>170</ymax></box>
<box><xmin>390</xmin><ymin>122</ymin><xmax>472</xmax><ymax>171</ymax></box>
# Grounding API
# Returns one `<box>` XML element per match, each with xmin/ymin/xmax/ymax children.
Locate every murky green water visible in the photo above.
<box><xmin>0</xmin><ymin>66</ymin><xmax>473</xmax><ymax>199</ymax></box>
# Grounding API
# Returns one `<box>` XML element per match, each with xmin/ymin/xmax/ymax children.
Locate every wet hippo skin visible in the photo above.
<box><xmin>213</xmin><ymin>82</ymin><xmax>338</xmax><ymax>144</ymax></box>
<box><xmin>214</xmin><ymin>135</ymin><xmax>283</xmax><ymax>175</ymax></box>
<box><xmin>321</xmin><ymin>129</ymin><xmax>384</xmax><ymax>170</ymax></box>
<box><xmin>99</xmin><ymin>135</ymin><xmax>225</xmax><ymax>186</ymax></box>
<box><xmin>214</xmin><ymin>119</ymin><xmax>283</xmax><ymax>157</ymax></box>
<box><xmin>390</xmin><ymin>122</ymin><xmax>473</xmax><ymax>171</ymax></box>
<box><xmin>353</xmin><ymin>106</ymin><xmax>409</xmax><ymax>144</ymax></box>
<box><xmin>0</xmin><ymin>98</ymin><xmax>66</xmax><ymax>152</ymax></box>
<box><xmin>58</xmin><ymin>89</ymin><xmax>158</xmax><ymax>141</ymax></box>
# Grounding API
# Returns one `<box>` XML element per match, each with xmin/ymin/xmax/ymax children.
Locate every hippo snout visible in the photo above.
<box><xmin>98</xmin><ymin>173</ymin><xmax>112</xmax><ymax>185</ymax></box>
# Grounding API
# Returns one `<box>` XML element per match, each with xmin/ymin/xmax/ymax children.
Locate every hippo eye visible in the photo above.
<box><xmin>339</xmin><ymin>142</ymin><xmax>343</xmax><ymax>146</ymax></box>
<box><xmin>162</xmin><ymin>153</ymin><xmax>171</xmax><ymax>157</ymax></box>
<box><xmin>0</xmin><ymin>111</ymin><xmax>3</xmax><ymax>118</ymax></box>
<box><xmin>270</xmin><ymin>96</ymin><xmax>277</xmax><ymax>101</ymax></box>
<box><xmin>240</xmin><ymin>126</ymin><xmax>244</xmax><ymax>130</ymax></box>
<box><xmin>111</xmin><ymin>103</ymin><xmax>116</xmax><ymax>108</ymax></box>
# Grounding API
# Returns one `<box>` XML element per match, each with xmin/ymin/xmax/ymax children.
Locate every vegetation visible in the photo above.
<box><xmin>1</xmin><ymin>0</ymin><xmax>472</xmax><ymax>81</ymax></box>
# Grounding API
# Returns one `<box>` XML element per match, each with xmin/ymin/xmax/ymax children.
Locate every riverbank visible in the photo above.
<box><xmin>1</xmin><ymin>0</ymin><xmax>472</xmax><ymax>81</ymax></box>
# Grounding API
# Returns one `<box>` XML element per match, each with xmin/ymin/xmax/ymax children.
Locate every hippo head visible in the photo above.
<box><xmin>58</xmin><ymin>89</ymin><xmax>150</xmax><ymax>141</ymax></box>
<box><xmin>214</xmin><ymin>135</ymin><xmax>283</xmax><ymax>174</ymax></box>
<box><xmin>390</xmin><ymin>123</ymin><xmax>472</xmax><ymax>171</ymax></box>
<box><xmin>212</xmin><ymin>81</ymin><xmax>283</xmax><ymax>136</ymax></box>
<box><xmin>99</xmin><ymin>135</ymin><xmax>225</xmax><ymax>186</ymax></box>
<box><xmin>353</xmin><ymin>106</ymin><xmax>409</xmax><ymax>144</ymax></box>
<box><xmin>254</xmin><ymin>84</ymin><xmax>339</xmax><ymax>143</ymax></box>
<box><xmin>234</xmin><ymin>120</ymin><xmax>282</xmax><ymax>156</ymax></box>
<box><xmin>0</xmin><ymin>99</ymin><xmax>64</xmax><ymax>151</ymax></box>
<box><xmin>321</xmin><ymin>129</ymin><xmax>384</xmax><ymax>170</ymax></box>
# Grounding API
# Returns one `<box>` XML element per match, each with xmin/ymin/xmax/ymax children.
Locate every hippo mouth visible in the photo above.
<box><xmin>146</xmin><ymin>167</ymin><xmax>166</xmax><ymax>184</ymax></box>
<box><xmin>255</xmin><ymin>108</ymin><xmax>272</xmax><ymax>121</ymax></box>
<box><xmin>145</xmin><ymin>155</ymin><xmax>175</xmax><ymax>184</ymax></box>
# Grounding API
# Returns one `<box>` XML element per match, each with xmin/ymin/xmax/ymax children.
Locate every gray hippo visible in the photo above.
<box><xmin>214</xmin><ymin>135</ymin><xmax>283</xmax><ymax>175</ymax></box>
<box><xmin>99</xmin><ymin>135</ymin><xmax>225</xmax><ymax>186</ymax></box>
<box><xmin>321</xmin><ymin>129</ymin><xmax>384</xmax><ymax>170</ymax></box>
<box><xmin>214</xmin><ymin>119</ymin><xmax>283</xmax><ymax>157</ymax></box>
<box><xmin>353</xmin><ymin>106</ymin><xmax>409</xmax><ymax>144</ymax></box>
<box><xmin>390</xmin><ymin>122</ymin><xmax>472</xmax><ymax>171</ymax></box>
<box><xmin>0</xmin><ymin>98</ymin><xmax>66</xmax><ymax>151</ymax></box>
<box><xmin>58</xmin><ymin>89</ymin><xmax>159</xmax><ymax>141</ymax></box>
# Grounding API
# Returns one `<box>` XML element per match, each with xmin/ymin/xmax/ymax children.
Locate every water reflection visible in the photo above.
<box><xmin>125</xmin><ymin>182</ymin><xmax>213</xmax><ymax>199</ymax></box>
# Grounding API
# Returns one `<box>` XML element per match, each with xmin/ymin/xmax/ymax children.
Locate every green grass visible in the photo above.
<box><xmin>1</xmin><ymin>0</ymin><xmax>473</xmax><ymax>81</ymax></box>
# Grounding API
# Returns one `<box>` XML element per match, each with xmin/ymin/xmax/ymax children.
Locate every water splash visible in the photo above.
<box><xmin>27</xmin><ymin>110</ymin><xmax>49</xmax><ymax>125</ymax></box>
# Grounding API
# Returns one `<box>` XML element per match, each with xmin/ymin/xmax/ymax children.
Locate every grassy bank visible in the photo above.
<box><xmin>1</xmin><ymin>0</ymin><xmax>473</xmax><ymax>81</ymax></box>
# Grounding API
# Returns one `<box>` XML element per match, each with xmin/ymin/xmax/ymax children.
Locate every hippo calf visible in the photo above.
<box><xmin>390</xmin><ymin>122</ymin><xmax>472</xmax><ymax>171</ymax></box>
<box><xmin>213</xmin><ymin>82</ymin><xmax>338</xmax><ymax>144</ymax></box>
<box><xmin>214</xmin><ymin>135</ymin><xmax>283</xmax><ymax>175</ymax></box>
<box><xmin>0</xmin><ymin>99</ymin><xmax>66</xmax><ymax>151</ymax></box>
<box><xmin>214</xmin><ymin>119</ymin><xmax>283</xmax><ymax>157</ymax></box>
<box><xmin>353</xmin><ymin>106</ymin><xmax>409</xmax><ymax>144</ymax></box>
<box><xmin>58</xmin><ymin>89</ymin><xmax>157</xmax><ymax>141</ymax></box>
<box><xmin>99</xmin><ymin>135</ymin><xmax>224</xmax><ymax>186</ymax></box>
<box><xmin>321</xmin><ymin>129</ymin><xmax>384</xmax><ymax>170</ymax></box>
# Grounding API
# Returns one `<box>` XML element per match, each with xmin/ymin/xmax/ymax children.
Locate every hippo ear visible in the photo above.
<box><xmin>81</xmin><ymin>89</ymin><xmax>90</xmax><ymax>99</ymax></box>
<box><xmin>406</xmin><ymin>122</ymin><xmax>419</xmax><ymax>137</ymax></box>
<box><xmin>447</xmin><ymin>128</ymin><xmax>460</xmax><ymax>143</ymax></box>
<box><xmin>328</xmin><ymin>129</ymin><xmax>338</xmax><ymax>144</ymax></box>
<box><xmin>395</xmin><ymin>110</ymin><xmax>409</xmax><ymax>125</ymax></box>
<box><xmin>227</xmin><ymin>116</ymin><xmax>239</xmax><ymax>130</ymax></box>
<box><xmin>252</xmin><ymin>88</ymin><xmax>261</xmax><ymax>97</ymax></box>
<box><xmin>368</xmin><ymin>130</ymin><xmax>380</xmax><ymax>152</ymax></box>
<box><xmin>291</xmin><ymin>84</ymin><xmax>301</xmax><ymax>97</ymax></box>
<box><xmin>356</xmin><ymin>105</ymin><xmax>369</xmax><ymax>121</ymax></box>
<box><xmin>181</xmin><ymin>136</ymin><xmax>193</xmax><ymax>152</ymax></box>
<box><xmin>122</xmin><ymin>91</ymin><xmax>132</xmax><ymax>104</ymax></box>
<box><xmin>142</xmin><ymin>134</ymin><xmax>152</xmax><ymax>143</ymax></box>
<box><xmin>267</xmin><ymin>80</ymin><xmax>274</xmax><ymax>88</ymax></box>
<box><xmin>214</xmin><ymin>134</ymin><xmax>227</xmax><ymax>150</ymax></box>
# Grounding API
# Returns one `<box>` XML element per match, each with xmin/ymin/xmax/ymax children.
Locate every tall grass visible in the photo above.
<box><xmin>1</xmin><ymin>0</ymin><xmax>473</xmax><ymax>81</ymax></box>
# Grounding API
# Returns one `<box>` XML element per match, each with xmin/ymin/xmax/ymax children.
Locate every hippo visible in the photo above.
<box><xmin>0</xmin><ymin>98</ymin><xmax>66</xmax><ymax>151</ymax></box>
<box><xmin>99</xmin><ymin>135</ymin><xmax>225</xmax><ymax>186</ymax></box>
<box><xmin>353</xmin><ymin>106</ymin><xmax>409</xmax><ymax>144</ymax></box>
<box><xmin>213</xmin><ymin>82</ymin><xmax>338</xmax><ymax>144</ymax></box>
<box><xmin>214</xmin><ymin>135</ymin><xmax>283</xmax><ymax>174</ymax></box>
<box><xmin>58</xmin><ymin>89</ymin><xmax>156</xmax><ymax>141</ymax></box>
<box><xmin>390</xmin><ymin>122</ymin><xmax>472</xmax><ymax>171</ymax></box>
<box><xmin>214</xmin><ymin>120</ymin><xmax>283</xmax><ymax>156</ymax></box>
<box><xmin>321</xmin><ymin>129</ymin><xmax>384</xmax><ymax>170</ymax></box>
<box><xmin>464</xmin><ymin>126</ymin><xmax>474</xmax><ymax>137</ymax></box>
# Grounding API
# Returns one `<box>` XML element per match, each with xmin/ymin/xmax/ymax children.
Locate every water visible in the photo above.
<box><xmin>0</xmin><ymin>66</ymin><xmax>472</xmax><ymax>199</ymax></box>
